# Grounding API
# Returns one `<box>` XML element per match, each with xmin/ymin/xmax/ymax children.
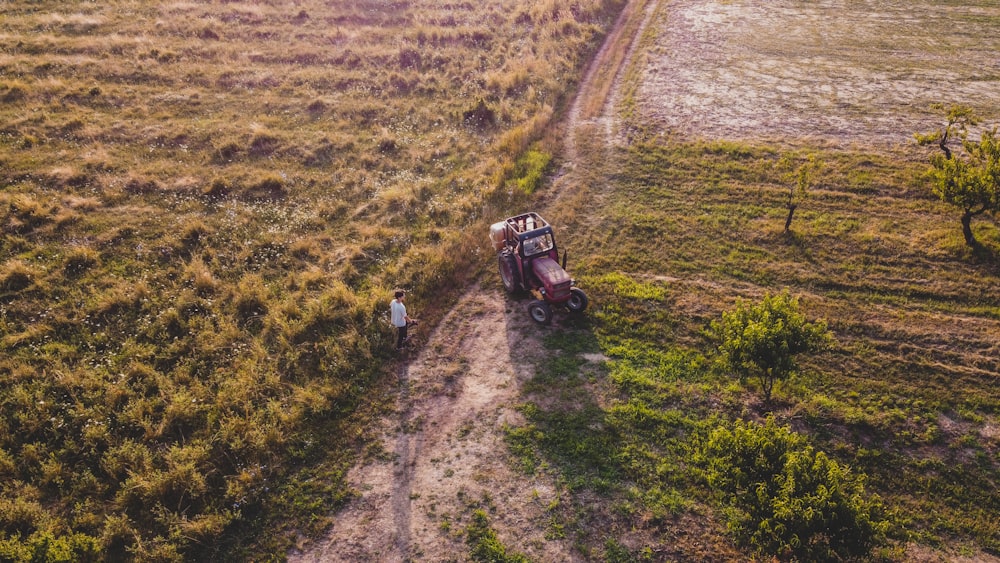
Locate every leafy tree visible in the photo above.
<box><xmin>916</xmin><ymin>104</ymin><xmax>1000</xmax><ymax>246</ymax></box>
<box><xmin>710</xmin><ymin>292</ymin><xmax>830</xmax><ymax>402</ymax></box>
<box><xmin>705</xmin><ymin>417</ymin><xmax>890</xmax><ymax>561</ymax></box>
<box><xmin>777</xmin><ymin>154</ymin><xmax>822</xmax><ymax>233</ymax></box>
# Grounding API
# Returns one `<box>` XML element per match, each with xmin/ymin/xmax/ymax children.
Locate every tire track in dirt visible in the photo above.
<box><xmin>288</xmin><ymin>286</ymin><xmax>570</xmax><ymax>561</ymax></box>
<box><xmin>287</xmin><ymin>1</ymin><xmax>653</xmax><ymax>560</ymax></box>
<box><xmin>560</xmin><ymin>0</ymin><xmax>657</xmax><ymax>164</ymax></box>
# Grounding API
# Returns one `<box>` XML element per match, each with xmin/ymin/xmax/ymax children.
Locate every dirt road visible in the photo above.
<box><xmin>288</xmin><ymin>287</ymin><xmax>576</xmax><ymax>561</ymax></box>
<box><xmin>286</xmin><ymin>1</ymin><xmax>648</xmax><ymax>560</ymax></box>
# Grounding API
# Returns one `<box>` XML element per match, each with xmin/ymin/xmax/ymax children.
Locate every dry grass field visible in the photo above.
<box><xmin>2</xmin><ymin>0</ymin><xmax>999</xmax><ymax>561</ymax></box>
<box><xmin>631</xmin><ymin>0</ymin><xmax>1000</xmax><ymax>148</ymax></box>
<box><xmin>0</xmin><ymin>0</ymin><xmax>625</xmax><ymax>560</ymax></box>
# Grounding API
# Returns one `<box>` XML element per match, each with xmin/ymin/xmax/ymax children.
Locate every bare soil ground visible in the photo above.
<box><xmin>289</xmin><ymin>285</ymin><xmax>576</xmax><ymax>562</ymax></box>
<box><xmin>636</xmin><ymin>0</ymin><xmax>1000</xmax><ymax>149</ymax></box>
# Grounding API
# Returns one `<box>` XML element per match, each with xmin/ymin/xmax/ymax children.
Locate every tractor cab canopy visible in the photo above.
<box><xmin>504</xmin><ymin>212</ymin><xmax>557</xmax><ymax>258</ymax></box>
<box><xmin>505</xmin><ymin>212</ymin><xmax>548</xmax><ymax>235</ymax></box>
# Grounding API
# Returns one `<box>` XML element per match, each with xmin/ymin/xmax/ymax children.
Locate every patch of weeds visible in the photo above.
<box><xmin>504</xmin><ymin>415</ymin><xmax>543</xmax><ymax>474</ymax></box>
<box><xmin>604</xmin><ymin>538</ymin><xmax>652</xmax><ymax>562</ymax></box>
<box><xmin>530</xmin><ymin>354</ymin><xmax>587</xmax><ymax>387</ymax></box>
<box><xmin>464</xmin><ymin>509</ymin><xmax>531</xmax><ymax>563</ymax></box>
<box><xmin>456</xmin><ymin>420</ymin><xmax>474</xmax><ymax>439</ymax></box>
<box><xmin>542</xmin><ymin>327</ymin><xmax>601</xmax><ymax>355</ymax></box>
<box><xmin>509</xmin><ymin>145</ymin><xmax>552</xmax><ymax>195</ymax></box>
<box><xmin>544</xmin><ymin>514</ymin><xmax>565</xmax><ymax>540</ymax></box>
<box><xmin>511</xmin><ymin>401</ymin><xmax>620</xmax><ymax>491</ymax></box>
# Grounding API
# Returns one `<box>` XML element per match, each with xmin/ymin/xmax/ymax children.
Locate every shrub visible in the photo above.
<box><xmin>123</xmin><ymin>176</ymin><xmax>161</xmax><ymax>195</ymax></box>
<box><xmin>203</xmin><ymin>177</ymin><xmax>232</xmax><ymax>200</ymax></box>
<box><xmin>2</xmin><ymin>85</ymin><xmax>28</xmax><ymax>103</ymax></box>
<box><xmin>242</xmin><ymin>176</ymin><xmax>287</xmax><ymax>201</ymax></box>
<box><xmin>233</xmin><ymin>274</ymin><xmax>269</xmax><ymax>331</ymax></box>
<box><xmin>248</xmin><ymin>132</ymin><xmax>280</xmax><ymax>158</ymax></box>
<box><xmin>180</xmin><ymin>221</ymin><xmax>211</xmax><ymax>250</ymax></box>
<box><xmin>212</xmin><ymin>142</ymin><xmax>242</xmax><ymax>164</ymax></box>
<box><xmin>64</xmin><ymin>247</ymin><xmax>100</xmax><ymax>276</ymax></box>
<box><xmin>306</xmin><ymin>99</ymin><xmax>327</xmax><ymax>114</ymax></box>
<box><xmin>184</xmin><ymin>257</ymin><xmax>217</xmax><ymax>296</ymax></box>
<box><xmin>377</xmin><ymin>137</ymin><xmax>399</xmax><ymax>154</ymax></box>
<box><xmin>397</xmin><ymin>47</ymin><xmax>422</xmax><ymax>69</ymax></box>
<box><xmin>3</xmin><ymin>194</ymin><xmax>54</xmax><ymax>234</ymax></box>
<box><xmin>704</xmin><ymin>417</ymin><xmax>890</xmax><ymax>560</ymax></box>
<box><xmin>463</xmin><ymin>99</ymin><xmax>497</xmax><ymax>129</ymax></box>
<box><xmin>710</xmin><ymin>292</ymin><xmax>831</xmax><ymax>402</ymax></box>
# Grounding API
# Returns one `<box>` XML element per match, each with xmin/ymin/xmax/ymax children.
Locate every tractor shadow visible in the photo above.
<box><xmin>500</xmin><ymin>291</ymin><xmax>618</xmax><ymax>495</ymax></box>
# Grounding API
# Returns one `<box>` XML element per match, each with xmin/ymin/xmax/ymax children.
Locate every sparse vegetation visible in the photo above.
<box><xmin>465</xmin><ymin>509</ymin><xmax>531</xmax><ymax>563</ymax></box>
<box><xmin>506</xmin><ymin>136</ymin><xmax>1000</xmax><ymax>559</ymax></box>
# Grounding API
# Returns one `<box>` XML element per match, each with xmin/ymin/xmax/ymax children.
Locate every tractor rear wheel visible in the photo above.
<box><xmin>498</xmin><ymin>250</ymin><xmax>520</xmax><ymax>293</ymax></box>
<box><xmin>528</xmin><ymin>300</ymin><xmax>552</xmax><ymax>325</ymax></box>
<box><xmin>567</xmin><ymin>287</ymin><xmax>589</xmax><ymax>313</ymax></box>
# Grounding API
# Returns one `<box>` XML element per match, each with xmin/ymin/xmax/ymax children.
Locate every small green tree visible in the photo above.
<box><xmin>705</xmin><ymin>417</ymin><xmax>890</xmax><ymax>561</ymax></box>
<box><xmin>711</xmin><ymin>292</ymin><xmax>830</xmax><ymax>402</ymax></box>
<box><xmin>916</xmin><ymin>104</ymin><xmax>1000</xmax><ymax>246</ymax></box>
<box><xmin>777</xmin><ymin>154</ymin><xmax>822</xmax><ymax>233</ymax></box>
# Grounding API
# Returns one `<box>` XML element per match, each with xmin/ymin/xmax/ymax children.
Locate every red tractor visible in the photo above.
<box><xmin>489</xmin><ymin>212</ymin><xmax>588</xmax><ymax>324</ymax></box>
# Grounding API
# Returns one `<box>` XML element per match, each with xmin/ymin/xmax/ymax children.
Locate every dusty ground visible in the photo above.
<box><xmin>636</xmin><ymin>0</ymin><xmax>1000</xmax><ymax>149</ymax></box>
<box><xmin>289</xmin><ymin>0</ymin><xmax>1000</xmax><ymax>561</ymax></box>
<box><xmin>288</xmin><ymin>285</ymin><xmax>578</xmax><ymax>562</ymax></box>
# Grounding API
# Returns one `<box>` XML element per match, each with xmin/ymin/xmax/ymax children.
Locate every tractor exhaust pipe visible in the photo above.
<box><xmin>562</xmin><ymin>250</ymin><xmax>567</xmax><ymax>269</ymax></box>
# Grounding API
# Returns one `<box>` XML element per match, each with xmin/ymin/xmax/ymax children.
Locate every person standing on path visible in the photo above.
<box><xmin>391</xmin><ymin>290</ymin><xmax>415</xmax><ymax>350</ymax></box>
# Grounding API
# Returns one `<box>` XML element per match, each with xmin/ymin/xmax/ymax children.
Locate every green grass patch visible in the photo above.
<box><xmin>506</xmin><ymin>138</ymin><xmax>1000</xmax><ymax>559</ymax></box>
<box><xmin>510</xmin><ymin>145</ymin><xmax>553</xmax><ymax>195</ymax></box>
<box><xmin>465</xmin><ymin>509</ymin><xmax>532</xmax><ymax>563</ymax></box>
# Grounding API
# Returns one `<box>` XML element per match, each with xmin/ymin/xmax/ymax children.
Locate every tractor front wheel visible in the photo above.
<box><xmin>499</xmin><ymin>251</ymin><xmax>520</xmax><ymax>293</ymax></box>
<box><xmin>567</xmin><ymin>287</ymin><xmax>589</xmax><ymax>313</ymax></box>
<box><xmin>528</xmin><ymin>300</ymin><xmax>552</xmax><ymax>325</ymax></box>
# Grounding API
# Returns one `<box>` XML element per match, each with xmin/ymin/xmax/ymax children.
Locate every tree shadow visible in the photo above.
<box><xmin>777</xmin><ymin>229</ymin><xmax>822</xmax><ymax>265</ymax></box>
<box><xmin>969</xmin><ymin>240</ymin><xmax>1000</xmax><ymax>266</ymax></box>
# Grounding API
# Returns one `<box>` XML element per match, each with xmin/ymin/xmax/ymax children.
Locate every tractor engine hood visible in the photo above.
<box><xmin>532</xmin><ymin>256</ymin><xmax>571</xmax><ymax>289</ymax></box>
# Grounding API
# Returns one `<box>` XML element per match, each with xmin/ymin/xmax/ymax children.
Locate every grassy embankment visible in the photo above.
<box><xmin>0</xmin><ymin>0</ymin><xmax>627</xmax><ymax>559</ymax></box>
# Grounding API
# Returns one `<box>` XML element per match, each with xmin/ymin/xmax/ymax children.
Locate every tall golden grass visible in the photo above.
<box><xmin>0</xmin><ymin>0</ymin><xmax>626</xmax><ymax>559</ymax></box>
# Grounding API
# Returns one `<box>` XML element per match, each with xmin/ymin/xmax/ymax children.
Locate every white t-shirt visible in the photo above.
<box><xmin>391</xmin><ymin>299</ymin><xmax>407</xmax><ymax>327</ymax></box>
